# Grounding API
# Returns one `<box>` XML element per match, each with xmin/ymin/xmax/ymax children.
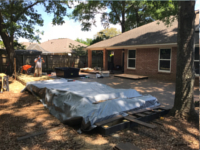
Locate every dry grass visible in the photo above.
<box><xmin>16</xmin><ymin>73</ymin><xmax>53</xmax><ymax>85</ymax></box>
<box><xmin>0</xmin><ymin>79</ymin><xmax>199</xmax><ymax>150</ymax></box>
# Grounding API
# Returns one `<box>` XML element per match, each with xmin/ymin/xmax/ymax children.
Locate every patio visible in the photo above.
<box><xmin>0</xmin><ymin>75</ymin><xmax>199</xmax><ymax>150</ymax></box>
<box><xmin>77</xmin><ymin>72</ymin><xmax>199</xmax><ymax>110</ymax></box>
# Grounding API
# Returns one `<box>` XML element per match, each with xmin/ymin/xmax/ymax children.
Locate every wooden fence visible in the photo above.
<box><xmin>0</xmin><ymin>53</ymin><xmax>103</xmax><ymax>75</ymax></box>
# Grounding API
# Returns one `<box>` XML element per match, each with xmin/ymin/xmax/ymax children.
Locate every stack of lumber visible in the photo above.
<box><xmin>80</xmin><ymin>67</ymin><xmax>100</xmax><ymax>73</ymax></box>
<box><xmin>16</xmin><ymin>73</ymin><xmax>53</xmax><ymax>85</ymax></box>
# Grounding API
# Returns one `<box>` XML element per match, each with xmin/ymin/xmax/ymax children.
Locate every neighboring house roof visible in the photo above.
<box><xmin>40</xmin><ymin>38</ymin><xmax>87</xmax><ymax>53</ymax></box>
<box><xmin>20</xmin><ymin>42</ymin><xmax>34</xmax><ymax>48</ymax></box>
<box><xmin>87</xmin><ymin>11</ymin><xmax>199</xmax><ymax>49</ymax></box>
<box><xmin>26</xmin><ymin>43</ymin><xmax>49</xmax><ymax>53</ymax></box>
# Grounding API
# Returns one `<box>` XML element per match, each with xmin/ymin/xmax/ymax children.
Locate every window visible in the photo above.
<box><xmin>194</xmin><ymin>47</ymin><xmax>199</xmax><ymax>75</ymax></box>
<box><xmin>159</xmin><ymin>49</ymin><xmax>171</xmax><ymax>72</ymax></box>
<box><xmin>127</xmin><ymin>50</ymin><xmax>136</xmax><ymax>69</ymax></box>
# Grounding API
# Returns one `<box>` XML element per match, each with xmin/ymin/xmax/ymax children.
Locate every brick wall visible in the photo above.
<box><xmin>124</xmin><ymin>47</ymin><xmax>176</xmax><ymax>81</ymax></box>
<box><xmin>124</xmin><ymin>47</ymin><xmax>199</xmax><ymax>86</ymax></box>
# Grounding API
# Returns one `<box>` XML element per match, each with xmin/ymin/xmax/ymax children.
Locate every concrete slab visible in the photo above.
<box><xmin>76</xmin><ymin>72</ymin><xmax>199</xmax><ymax>109</ymax></box>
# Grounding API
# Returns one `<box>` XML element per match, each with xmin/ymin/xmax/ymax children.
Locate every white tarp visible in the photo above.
<box><xmin>22</xmin><ymin>78</ymin><xmax>160</xmax><ymax>130</ymax></box>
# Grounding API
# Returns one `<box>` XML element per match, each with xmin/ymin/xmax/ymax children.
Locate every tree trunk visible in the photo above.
<box><xmin>0</xmin><ymin>32</ymin><xmax>14</xmax><ymax>71</ymax></box>
<box><xmin>170</xmin><ymin>1</ymin><xmax>198</xmax><ymax>122</ymax></box>
<box><xmin>121</xmin><ymin>1</ymin><xmax>126</xmax><ymax>33</ymax></box>
<box><xmin>0</xmin><ymin>10</ymin><xmax>14</xmax><ymax>72</ymax></box>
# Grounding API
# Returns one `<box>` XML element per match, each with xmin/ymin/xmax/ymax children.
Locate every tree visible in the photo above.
<box><xmin>13</xmin><ymin>41</ymin><xmax>26</xmax><ymax>50</ymax></box>
<box><xmin>69</xmin><ymin>43</ymin><xmax>86</xmax><ymax>56</ymax></box>
<box><xmin>75</xmin><ymin>38</ymin><xmax>93</xmax><ymax>46</ymax></box>
<box><xmin>70</xmin><ymin>1</ymin><xmax>178</xmax><ymax>33</ymax></box>
<box><xmin>169</xmin><ymin>1</ymin><xmax>198</xmax><ymax>122</ymax></box>
<box><xmin>71</xmin><ymin>1</ymin><xmax>153</xmax><ymax>33</ymax></box>
<box><xmin>136</xmin><ymin>1</ymin><xmax>198</xmax><ymax>122</ymax></box>
<box><xmin>0</xmin><ymin>0</ymin><xmax>70</xmax><ymax>70</ymax></box>
<box><xmin>94</xmin><ymin>27</ymin><xmax>121</xmax><ymax>39</ymax></box>
<box><xmin>0</xmin><ymin>39</ymin><xmax>26</xmax><ymax>50</ymax></box>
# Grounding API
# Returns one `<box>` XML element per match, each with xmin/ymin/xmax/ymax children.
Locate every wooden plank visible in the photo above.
<box><xmin>124</xmin><ymin>115</ymin><xmax>156</xmax><ymax>129</ymax></box>
<box><xmin>152</xmin><ymin>109</ymin><xmax>163</xmax><ymax>113</ymax></box>
<box><xmin>142</xmin><ymin>111</ymin><xmax>153</xmax><ymax>115</ymax></box>
<box><xmin>127</xmin><ymin>106</ymin><xmax>160</xmax><ymax>115</ymax></box>
<box><xmin>134</xmin><ymin>113</ymin><xmax>146</xmax><ymax>117</ymax></box>
<box><xmin>153</xmin><ymin>120</ymin><xmax>164</xmax><ymax>125</ymax></box>
<box><xmin>95</xmin><ymin>115</ymin><xmax>123</xmax><ymax>126</ymax></box>
<box><xmin>114</xmin><ymin>142</ymin><xmax>141</xmax><ymax>150</ymax></box>
<box><xmin>17</xmin><ymin>126</ymin><xmax>63</xmax><ymax>141</ymax></box>
<box><xmin>114</xmin><ymin>74</ymin><xmax>148</xmax><ymax>80</ymax></box>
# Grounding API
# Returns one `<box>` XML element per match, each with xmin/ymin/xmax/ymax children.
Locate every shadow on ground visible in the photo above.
<box><xmin>0</xmin><ymin>76</ymin><xmax>199</xmax><ymax>150</ymax></box>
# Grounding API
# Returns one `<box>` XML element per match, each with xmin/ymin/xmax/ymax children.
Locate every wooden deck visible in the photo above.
<box><xmin>114</xmin><ymin>74</ymin><xmax>148</xmax><ymax>80</ymax></box>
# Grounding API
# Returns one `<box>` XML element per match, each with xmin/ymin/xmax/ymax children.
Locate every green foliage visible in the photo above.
<box><xmin>94</xmin><ymin>27</ymin><xmax>121</xmax><ymax>39</ymax></box>
<box><xmin>0</xmin><ymin>0</ymin><xmax>70</xmax><ymax>44</ymax></box>
<box><xmin>69</xmin><ymin>43</ymin><xmax>86</xmax><ymax>56</ymax></box>
<box><xmin>71</xmin><ymin>1</ymin><xmax>153</xmax><ymax>32</ymax></box>
<box><xmin>0</xmin><ymin>40</ymin><xmax>26</xmax><ymax>50</ymax></box>
<box><xmin>146</xmin><ymin>1</ymin><xmax>179</xmax><ymax>27</ymax></box>
<box><xmin>70</xmin><ymin>1</ymin><xmax>179</xmax><ymax>32</ymax></box>
<box><xmin>75</xmin><ymin>38</ymin><xmax>93</xmax><ymax>46</ymax></box>
<box><xmin>0</xmin><ymin>40</ymin><xmax>4</xmax><ymax>48</ymax></box>
<box><xmin>14</xmin><ymin>41</ymin><xmax>26</xmax><ymax>50</ymax></box>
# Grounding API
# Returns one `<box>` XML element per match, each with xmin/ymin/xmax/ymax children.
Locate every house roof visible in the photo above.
<box><xmin>20</xmin><ymin>42</ymin><xmax>34</xmax><ymax>48</ymax></box>
<box><xmin>26</xmin><ymin>43</ymin><xmax>49</xmax><ymax>53</ymax></box>
<box><xmin>40</xmin><ymin>38</ymin><xmax>87</xmax><ymax>53</ymax></box>
<box><xmin>87</xmin><ymin>11</ymin><xmax>199</xmax><ymax>50</ymax></box>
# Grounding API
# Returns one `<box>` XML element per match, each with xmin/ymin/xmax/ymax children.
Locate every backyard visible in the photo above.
<box><xmin>0</xmin><ymin>74</ymin><xmax>199</xmax><ymax>150</ymax></box>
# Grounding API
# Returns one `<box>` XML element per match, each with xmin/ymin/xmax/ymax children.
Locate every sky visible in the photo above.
<box><xmin>19</xmin><ymin>1</ymin><xmax>200</xmax><ymax>43</ymax></box>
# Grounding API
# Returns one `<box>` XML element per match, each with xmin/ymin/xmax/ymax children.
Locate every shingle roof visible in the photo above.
<box><xmin>20</xmin><ymin>42</ymin><xmax>35</xmax><ymax>48</ymax></box>
<box><xmin>87</xmin><ymin>11</ymin><xmax>199</xmax><ymax>49</ymax></box>
<box><xmin>26</xmin><ymin>44</ymin><xmax>49</xmax><ymax>53</ymax></box>
<box><xmin>40</xmin><ymin>38</ymin><xmax>87</xmax><ymax>53</ymax></box>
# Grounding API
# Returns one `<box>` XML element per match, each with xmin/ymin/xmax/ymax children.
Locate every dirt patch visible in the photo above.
<box><xmin>0</xmin><ymin>80</ymin><xmax>199</xmax><ymax>150</ymax></box>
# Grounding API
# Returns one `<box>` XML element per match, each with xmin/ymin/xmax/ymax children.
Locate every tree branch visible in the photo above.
<box><xmin>125</xmin><ymin>3</ymin><xmax>135</xmax><ymax>13</ymax></box>
<box><xmin>14</xmin><ymin>1</ymin><xmax>41</xmax><ymax>22</ymax></box>
<box><xmin>110</xmin><ymin>2</ymin><xmax>122</xmax><ymax>24</ymax></box>
<box><xmin>0</xmin><ymin>10</ymin><xmax>10</xmax><ymax>45</ymax></box>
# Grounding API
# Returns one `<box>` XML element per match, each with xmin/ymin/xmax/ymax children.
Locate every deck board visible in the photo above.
<box><xmin>114</xmin><ymin>74</ymin><xmax>148</xmax><ymax>80</ymax></box>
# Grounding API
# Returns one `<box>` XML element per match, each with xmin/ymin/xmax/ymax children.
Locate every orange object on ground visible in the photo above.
<box><xmin>22</xmin><ymin>65</ymin><xmax>32</xmax><ymax>71</ymax></box>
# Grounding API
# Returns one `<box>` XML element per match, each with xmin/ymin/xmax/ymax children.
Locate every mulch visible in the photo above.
<box><xmin>0</xmin><ymin>79</ymin><xmax>199</xmax><ymax>150</ymax></box>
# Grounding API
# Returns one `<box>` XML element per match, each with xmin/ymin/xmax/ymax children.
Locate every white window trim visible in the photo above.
<box><xmin>158</xmin><ymin>48</ymin><xmax>172</xmax><ymax>73</ymax></box>
<box><xmin>127</xmin><ymin>49</ymin><xmax>136</xmax><ymax>69</ymax></box>
<box><xmin>194</xmin><ymin>47</ymin><xmax>199</xmax><ymax>76</ymax></box>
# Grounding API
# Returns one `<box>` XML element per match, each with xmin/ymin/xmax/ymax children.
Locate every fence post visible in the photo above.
<box><xmin>0</xmin><ymin>52</ymin><xmax>2</xmax><ymax>72</ymax></box>
<box><xmin>46</xmin><ymin>55</ymin><xmax>48</xmax><ymax>71</ymax></box>
<box><xmin>14</xmin><ymin>58</ymin><xmax>16</xmax><ymax>80</ymax></box>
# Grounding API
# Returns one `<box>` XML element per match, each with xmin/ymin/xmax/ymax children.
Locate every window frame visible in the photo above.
<box><xmin>158</xmin><ymin>48</ymin><xmax>172</xmax><ymax>73</ymax></box>
<box><xmin>127</xmin><ymin>49</ymin><xmax>136</xmax><ymax>69</ymax></box>
<box><xmin>194</xmin><ymin>47</ymin><xmax>199</xmax><ymax>76</ymax></box>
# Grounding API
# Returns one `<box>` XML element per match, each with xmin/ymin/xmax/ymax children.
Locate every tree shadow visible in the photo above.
<box><xmin>1</xmin><ymin>75</ymin><xmax>199</xmax><ymax>150</ymax></box>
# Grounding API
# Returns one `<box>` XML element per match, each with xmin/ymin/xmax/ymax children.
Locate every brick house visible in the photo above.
<box><xmin>86</xmin><ymin>11</ymin><xmax>199</xmax><ymax>83</ymax></box>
